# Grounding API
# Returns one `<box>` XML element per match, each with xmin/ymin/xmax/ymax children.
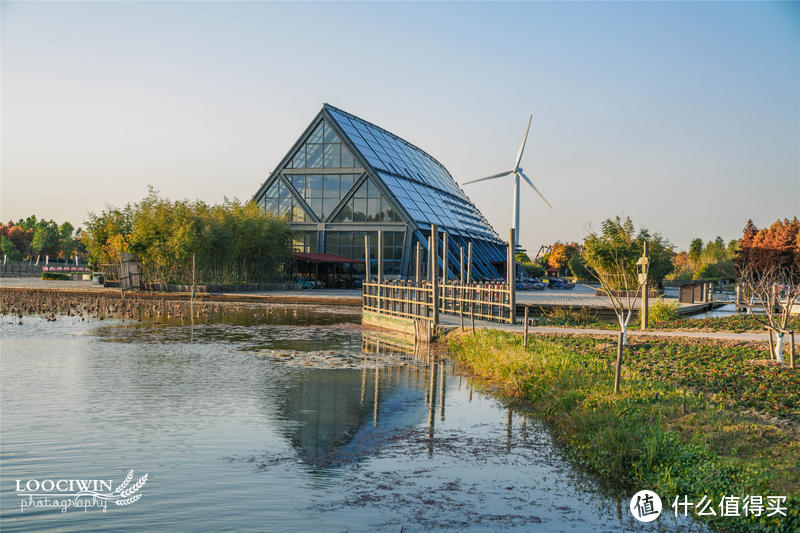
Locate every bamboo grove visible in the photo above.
<box><xmin>81</xmin><ymin>189</ymin><xmax>291</xmax><ymax>285</ymax></box>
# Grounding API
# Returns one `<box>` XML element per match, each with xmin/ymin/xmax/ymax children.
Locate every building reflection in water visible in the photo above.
<box><xmin>272</xmin><ymin>333</ymin><xmax>456</xmax><ymax>468</ymax></box>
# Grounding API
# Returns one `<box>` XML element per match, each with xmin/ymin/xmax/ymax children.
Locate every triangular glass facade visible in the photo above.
<box><xmin>283</xmin><ymin>173</ymin><xmax>361</xmax><ymax>220</ymax></box>
<box><xmin>254</xmin><ymin>104</ymin><xmax>508</xmax><ymax>279</ymax></box>
<box><xmin>286</xmin><ymin>120</ymin><xmax>357</xmax><ymax>169</ymax></box>
<box><xmin>333</xmin><ymin>177</ymin><xmax>401</xmax><ymax>223</ymax></box>
<box><xmin>260</xmin><ymin>178</ymin><xmax>310</xmax><ymax>222</ymax></box>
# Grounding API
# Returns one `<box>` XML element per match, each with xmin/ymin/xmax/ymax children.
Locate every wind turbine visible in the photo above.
<box><xmin>463</xmin><ymin>115</ymin><xmax>552</xmax><ymax>250</ymax></box>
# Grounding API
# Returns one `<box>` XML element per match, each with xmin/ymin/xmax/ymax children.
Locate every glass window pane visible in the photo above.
<box><xmin>323</xmin><ymin>143</ymin><xmax>340</xmax><ymax>168</ymax></box>
<box><xmin>367</xmin><ymin>198</ymin><xmax>380</xmax><ymax>221</ymax></box>
<box><xmin>309</xmin><ymin>199</ymin><xmax>322</xmax><ymax>218</ymax></box>
<box><xmin>354</xmin><ymin>180</ymin><xmax>368</xmax><ymax>198</ymax></box>
<box><xmin>323</xmin><ymin>175</ymin><xmax>339</xmax><ymax>198</ymax></box>
<box><xmin>341</xmin><ymin>146</ymin><xmax>355</xmax><ymax>167</ymax></box>
<box><xmin>291</xmin><ymin>146</ymin><xmax>305</xmax><ymax>168</ymax></box>
<box><xmin>333</xmin><ymin>201</ymin><xmax>353</xmax><ymax>222</ymax></box>
<box><xmin>323</xmin><ymin>121</ymin><xmax>339</xmax><ymax>143</ymax></box>
<box><xmin>340</xmin><ymin>174</ymin><xmax>354</xmax><ymax>194</ymax></box>
<box><xmin>367</xmin><ymin>179</ymin><xmax>381</xmax><ymax>198</ymax></box>
<box><xmin>292</xmin><ymin>205</ymin><xmax>307</xmax><ymax>222</ymax></box>
<box><xmin>353</xmin><ymin>198</ymin><xmax>367</xmax><ymax>222</ymax></box>
<box><xmin>322</xmin><ymin>198</ymin><xmax>338</xmax><ymax>219</ymax></box>
<box><xmin>279</xmin><ymin>197</ymin><xmax>291</xmax><ymax>216</ymax></box>
<box><xmin>305</xmin><ymin>175</ymin><xmax>322</xmax><ymax>198</ymax></box>
<box><xmin>291</xmin><ymin>175</ymin><xmax>304</xmax><ymax>191</ymax></box>
<box><xmin>309</xmin><ymin>123</ymin><xmax>323</xmax><ymax>144</ymax></box>
<box><xmin>340</xmin><ymin>232</ymin><xmax>353</xmax><ymax>246</ymax></box>
<box><xmin>265</xmin><ymin>181</ymin><xmax>279</xmax><ymax>198</ymax></box>
<box><xmin>306</xmin><ymin>144</ymin><xmax>323</xmax><ymax>168</ymax></box>
<box><xmin>265</xmin><ymin>198</ymin><xmax>278</xmax><ymax>215</ymax></box>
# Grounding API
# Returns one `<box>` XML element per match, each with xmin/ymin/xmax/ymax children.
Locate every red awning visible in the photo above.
<box><xmin>293</xmin><ymin>252</ymin><xmax>364</xmax><ymax>264</ymax></box>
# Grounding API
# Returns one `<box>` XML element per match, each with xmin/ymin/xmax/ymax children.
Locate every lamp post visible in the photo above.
<box><xmin>637</xmin><ymin>242</ymin><xmax>650</xmax><ymax>330</ymax></box>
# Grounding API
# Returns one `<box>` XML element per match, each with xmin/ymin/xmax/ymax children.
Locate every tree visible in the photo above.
<box><xmin>736</xmin><ymin>218</ymin><xmax>800</xmax><ymax>365</ymax></box>
<box><xmin>1</xmin><ymin>235</ymin><xmax>21</xmax><ymax>260</ymax></box>
<box><xmin>581</xmin><ymin>216</ymin><xmax>653</xmax><ymax>393</ymax></box>
<box><xmin>688</xmin><ymin>238</ymin><xmax>704</xmax><ymax>267</ymax></box>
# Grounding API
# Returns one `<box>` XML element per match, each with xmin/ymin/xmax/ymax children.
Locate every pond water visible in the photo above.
<box><xmin>1</xmin><ymin>305</ymin><xmax>702</xmax><ymax>532</ymax></box>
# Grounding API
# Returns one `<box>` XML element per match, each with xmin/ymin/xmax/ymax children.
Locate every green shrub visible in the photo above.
<box><xmin>649</xmin><ymin>298</ymin><xmax>679</xmax><ymax>322</ymax></box>
<box><xmin>41</xmin><ymin>272</ymin><xmax>71</xmax><ymax>280</ymax></box>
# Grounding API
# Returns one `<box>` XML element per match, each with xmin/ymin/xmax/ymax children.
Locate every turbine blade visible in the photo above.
<box><xmin>462</xmin><ymin>169</ymin><xmax>513</xmax><ymax>185</ymax></box>
<box><xmin>514</xmin><ymin>114</ymin><xmax>533</xmax><ymax>170</ymax></box>
<box><xmin>518</xmin><ymin>170</ymin><xmax>553</xmax><ymax>209</ymax></box>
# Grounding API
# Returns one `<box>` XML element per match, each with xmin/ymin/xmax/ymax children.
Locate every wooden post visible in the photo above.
<box><xmin>442</xmin><ymin>232</ymin><xmax>449</xmax><ymax>283</ymax></box>
<box><xmin>377</xmin><ymin>230</ymin><xmax>383</xmax><ymax>284</ymax></box>
<box><xmin>427</xmin><ymin>236</ymin><xmax>432</xmax><ymax>282</ymax></box>
<box><xmin>507</xmin><ymin>228</ymin><xmax>516</xmax><ymax>324</ymax></box>
<box><xmin>431</xmin><ymin>225</ymin><xmax>439</xmax><ymax>326</ymax></box>
<box><xmin>364</xmin><ymin>235</ymin><xmax>371</xmax><ymax>281</ymax></box>
<box><xmin>415</xmin><ymin>241</ymin><xmax>422</xmax><ymax>283</ymax></box>
<box><xmin>523</xmin><ymin>307</ymin><xmax>529</xmax><ymax>349</ymax></box>
<box><xmin>466</xmin><ymin>242</ymin><xmax>472</xmax><ymax>283</ymax></box>
<box><xmin>191</xmin><ymin>253</ymin><xmax>197</xmax><ymax>300</ymax></box>
<box><xmin>640</xmin><ymin>241</ymin><xmax>648</xmax><ymax>330</ymax></box>
<box><xmin>790</xmin><ymin>331</ymin><xmax>795</xmax><ymax>369</ymax></box>
<box><xmin>459</xmin><ymin>246</ymin><xmax>464</xmax><ymax>284</ymax></box>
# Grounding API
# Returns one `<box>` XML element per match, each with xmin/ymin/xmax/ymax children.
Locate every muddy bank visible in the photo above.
<box><xmin>0</xmin><ymin>287</ymin><xmax>361</xmax><ymax>322</ymax></box>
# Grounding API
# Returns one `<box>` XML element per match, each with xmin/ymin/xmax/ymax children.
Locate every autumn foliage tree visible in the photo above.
<box><xmin>736</xmin><ymin>218</ymin><xmax>800</xmax><ymax>365</ymax></box>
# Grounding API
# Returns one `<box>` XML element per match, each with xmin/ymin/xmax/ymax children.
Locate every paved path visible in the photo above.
<box><xmin>439</xmin><ymin>314</ymin><xmax>768</xmax><ymax>342</ymax></box>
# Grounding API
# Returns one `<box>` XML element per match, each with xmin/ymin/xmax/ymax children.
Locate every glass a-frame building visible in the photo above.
<box><xmin>253</xmin><ymin>104</ymin><xmax>506</xmax><ymax>281</ymax></box>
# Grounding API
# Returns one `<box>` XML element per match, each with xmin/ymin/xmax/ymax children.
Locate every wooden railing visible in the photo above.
<box><xmin>439</xmin><ymin>282</ymin><xmax>513</xmax><ymax>323</ymax></box>
<box><xmin>363</xmin><ymin>280</ymin><xmax>513</xmax><ymax>324</ymax></box>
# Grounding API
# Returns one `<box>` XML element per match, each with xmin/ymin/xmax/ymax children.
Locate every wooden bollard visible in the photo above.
<box><xmin>523</xmin><ymin>307</ymin><xmax>529</xmax><ymax>349</ymax></box>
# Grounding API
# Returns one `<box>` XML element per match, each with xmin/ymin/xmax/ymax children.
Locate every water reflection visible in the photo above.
<box><xmin>0</xmin><ymin>313</ymin><xmax>705</xmax><ymax>532</ymax></box>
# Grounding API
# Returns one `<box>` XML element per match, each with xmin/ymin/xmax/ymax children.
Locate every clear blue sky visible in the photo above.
<box><xmin>2</xmin><ymin>1</ymin><xmax>798</xmax><ymax>252</ymax></box>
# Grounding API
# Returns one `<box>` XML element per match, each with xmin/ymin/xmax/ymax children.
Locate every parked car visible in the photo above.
<box><xmin>548</xmin><ymin>278</ymin><xmax>575</xmax><ymax>290</ymax></box>
<box><xmin>531</xmin><ymin>281</ymin><xmax>545</xmax><ymax>290</ymax></box>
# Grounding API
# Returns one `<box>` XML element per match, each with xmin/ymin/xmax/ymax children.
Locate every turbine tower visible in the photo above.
<box><xmin>463</xmin><ymin>115</ymin><xmax>552</xmax><ymax>250</ymax></box>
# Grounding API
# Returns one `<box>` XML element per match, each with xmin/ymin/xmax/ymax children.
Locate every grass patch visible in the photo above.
<box><xmin>649</xmin><ymin>298</ymin><xmax>680</xmax><ymax>322</ymax></box>
<box><xmin>41</xmin><ymin>272</ymin><xmax>71</xmax><ymax>281</ymax></box>
<box><xmin>446</xmin><ymin>329</ymin><xmax>799</xmax><ymax>532</ymax></box>
<box><xmin>650</xmin><ymin>314</ymin><xmax>800</xmax><ymax>333</ymax></box>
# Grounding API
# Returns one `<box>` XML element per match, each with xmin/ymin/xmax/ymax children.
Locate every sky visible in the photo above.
<box><xmin>2</xmin><ymin>1</ymin><xmax>798</xmax><ymax>253</ymax></box>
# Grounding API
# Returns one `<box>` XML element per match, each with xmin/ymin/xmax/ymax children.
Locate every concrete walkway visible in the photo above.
<box><xmin>438</xmin><ymin>314</ymin><xmax>769</xmax><ymax>343</ymax></box>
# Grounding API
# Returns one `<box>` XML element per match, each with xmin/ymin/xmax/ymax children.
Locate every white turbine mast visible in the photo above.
<box><xmin>463</xmin><ymin>114</ymin><xmax>552</xmax><ymax>249</ymax></box>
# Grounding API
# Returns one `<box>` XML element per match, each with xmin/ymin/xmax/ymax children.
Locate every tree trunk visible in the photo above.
<box><xmin>775</xmin><ymin>332</ymin><xmax>784</xmax><ymax>364</ymax></box>
<box><xmin>619</xmin><ymin>316</ymin><xmax>629</xmax><ymax>345</ymax></box>
<box><xmin>768</xmin><ymin>330</ymin><xmax>775</xmax><ymax>360</ymax></box>
<box><xmin>614</xmin><ymin>331</ymin><xmax>624</xmax><ymax>394</ymax></box>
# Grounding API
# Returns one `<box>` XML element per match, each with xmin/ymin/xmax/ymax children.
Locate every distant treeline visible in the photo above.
<box><xmin>1</xmin><ymin>217</ymin><xmax>81</xmax><ymax>261</ymax></box>
<box><xmin>81</xmin><ymin>189</ymin><xmax>291</xmax><ymax>284</ymax></box>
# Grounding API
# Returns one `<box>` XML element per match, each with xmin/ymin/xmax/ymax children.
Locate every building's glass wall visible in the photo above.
<box><xmin>325</xmin><ymin>230</ymin><xmax>404</xmax><ymax>276</ymax></box>
<box><xmin>291</xmin><ymin>230</ymin><xmax>318</xmax><ymax>253</ymax></box>
<box><xmin>262</xmin><ymin>179</ymin><xmax>309</xmax><ymax>222</ymax></box>
<box><xmin>332</xmin><ymin>178</ymin><xmax>401</xmax><ymax>223</ymax></box>
<box><xmin>286</xmin><ymin>120</ymin><xmax>357</xmax><ymax>169</ymax></box>
<box><xmin>284</xmin><ymin>173</ymin><xmax>359</xmax><ymax>220</ymax></box>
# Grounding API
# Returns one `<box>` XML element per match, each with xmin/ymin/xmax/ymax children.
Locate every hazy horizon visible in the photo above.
<box><xmin>2</xmin><ymin>2</ymin><xmax>798</xmax><ymax>251</ymax></box>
